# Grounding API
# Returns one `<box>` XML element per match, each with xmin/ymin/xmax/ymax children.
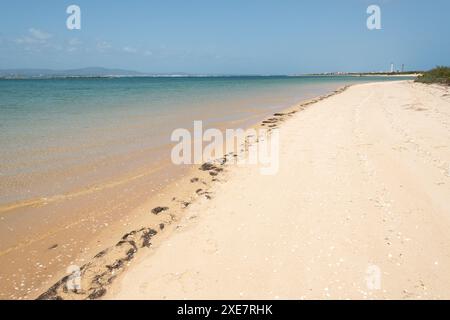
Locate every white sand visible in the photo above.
<box><xmin>108</xmin><ymin>81</ymin><xmax>450</xmax><ymax>299</ymax></box>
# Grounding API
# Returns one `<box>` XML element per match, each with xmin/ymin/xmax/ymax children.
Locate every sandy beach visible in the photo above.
<box><xmin>100</xmin><ymin>80</ymin><xmax>450</xmax><ymax>300</ymax></box>
<box><xmin>35</xmin><ymin>80</ymin><xmax>450</xmax><ymax>300</ymax></box>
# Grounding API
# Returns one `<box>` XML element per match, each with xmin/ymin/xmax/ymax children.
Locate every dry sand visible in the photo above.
<box><xmin>105</xmin><ymin>81</ymin><xmax>450</xmax><ymax>300</ymax></box>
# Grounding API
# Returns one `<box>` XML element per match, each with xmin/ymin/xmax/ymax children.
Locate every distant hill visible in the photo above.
<box><xmin>0</xmin><ymin>69</ymin><xmax>281</xmax><ymax>79</ymax></box>
<box><xmin>0</xmin><ymin>67</ymin><xmax>145</xmax><ymax>78</ymax></box>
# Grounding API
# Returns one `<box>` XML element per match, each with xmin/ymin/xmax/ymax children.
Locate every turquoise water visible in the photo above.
<box><xmin>0</xmin><ymin>76</ymin><xmax>413</xmax><ymax>204</ymax></box>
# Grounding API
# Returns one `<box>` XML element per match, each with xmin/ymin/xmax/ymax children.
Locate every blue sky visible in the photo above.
<box><xmin>0</xmin><ymin>0</ymin><xmax>449</xmax><ymax>74</ymax></box>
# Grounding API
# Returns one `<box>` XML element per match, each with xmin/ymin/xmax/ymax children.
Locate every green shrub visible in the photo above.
<box><xmin>416</xmin><ymin>66</ymin><xmax>450</xmax><ymax>85</ymax></box>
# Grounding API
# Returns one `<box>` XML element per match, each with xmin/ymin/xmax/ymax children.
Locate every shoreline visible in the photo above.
<box><xmin>3</xmin><ymin>77</ymin><xmax>341</xmax><ymax>300</ymax></box>
<box><xmin>35</xmin><ymin>84</ymin><xmax>352</xmax><ymax>300</ymax></box>
<box><xmin>105</xmin><ymin>80</ymin><xmax>450</xmax><ymax>300</ymax></box>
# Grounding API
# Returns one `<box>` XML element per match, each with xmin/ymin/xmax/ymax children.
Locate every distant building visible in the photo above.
<box><xmin>390</xmin><ymin>63</ymin><xmax>394</xmax><ymax>73</ymax></box>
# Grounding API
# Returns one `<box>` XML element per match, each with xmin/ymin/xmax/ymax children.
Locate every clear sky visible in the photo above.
<box><xmin>0</xmin><ymin>0</ymin><xmax>449</xmax><ymax>74</ymax></box>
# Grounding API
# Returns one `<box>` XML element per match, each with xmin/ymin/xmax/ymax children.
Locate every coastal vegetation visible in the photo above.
<box><xmin>416</xmin><ymin>66</ymin><xmax>450</xmax><ymax>85</ymax></box>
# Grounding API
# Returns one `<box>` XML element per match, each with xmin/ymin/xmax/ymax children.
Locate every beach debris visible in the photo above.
<box><xmin>87</xmin><ymin>288</ymin><xmax>107</xmax><ymax>300</ymax></box>
<box><xmin>48</xmin><ymin>244</ymin><xmax>58</xmax><ymax>250</ymax></box>
<box><xmin>93</xmin><ymin>248</ymin><xmax>109</xmax><ymax>259</ymax></box>
<box><xmin>190</xmin><ymin>177</ymin><xmax>199</xmax><ymax>183</ymax></box>
<box><xmin>200</xmin><ymin>162</ymin><xmax>217</xmax><ymax>171</ymax></box>
<box><xmin>151</xmin><ymin>206</ymin><xmax>169</xmax><ymax>215</ymax></box>
<box><xmin>141</xmin><ymin>229</ymin><xmax>158</xmax><ymax>247</ymax></box>
<box><xmin>37</xmin><ymin>227</ymin><xmax>158</xmax><ymax>300</ymax></box>
<box><xmin>195</xmin><ymin>187</ymin><xmax>212</xmax><ymax>199</ymax></box>
<box><xmin>199</xmin><ymin>161</ymin><xmax>224</xmax><ymax>178</ymax></box>
<box><xmin>182</xmin><ymin>201</ymin><xmax>191</xmax><ymax>208</ymax></box>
